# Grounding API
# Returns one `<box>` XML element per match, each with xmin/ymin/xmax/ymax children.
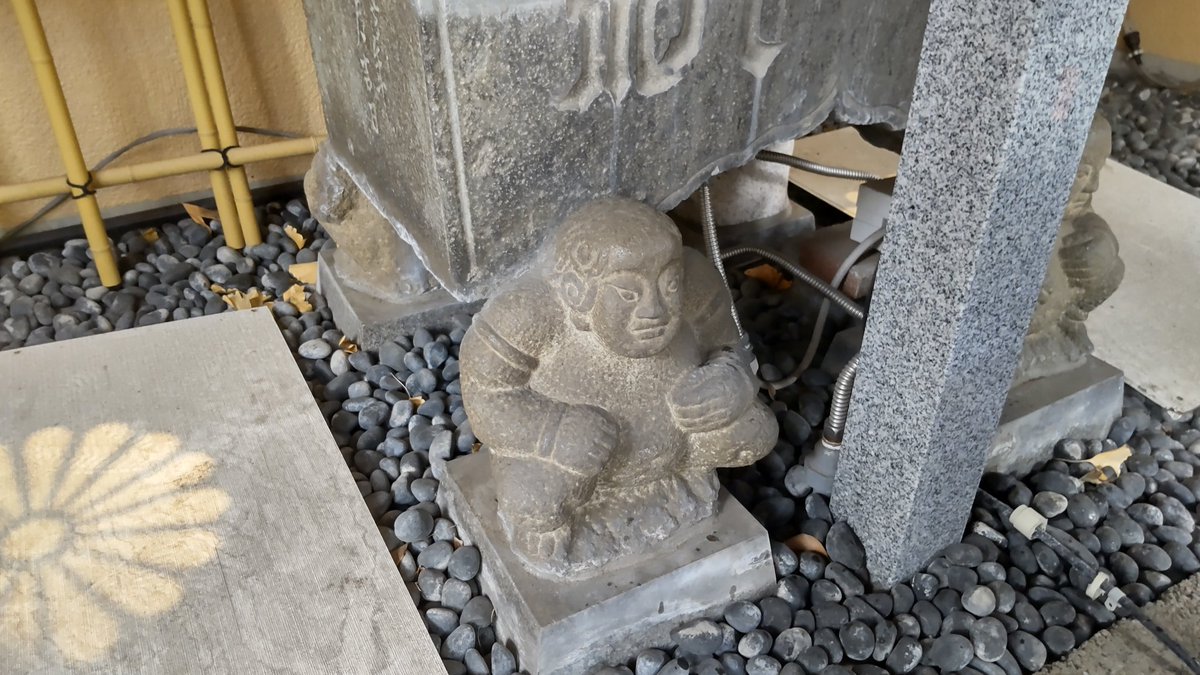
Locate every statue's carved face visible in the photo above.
<box><xmin>1067</xmin><ymin>158</ymin><xmax>1100</xmax><ymax>214</ymax></box>
<box><xmin>589</xmin><ymin>248</ymin><xmax>683</xmax><ymax>358</ymax></box>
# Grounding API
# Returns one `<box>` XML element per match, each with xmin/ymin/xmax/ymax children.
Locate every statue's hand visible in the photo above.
<box><xmin>552</xmin><ymin>404</ymin><xmax>620</xmax><ymax>476</ymax></box>
<box><xmin>1060</xmin><ymin>218</ymin><xmax>1119</xmax><ymax>277</ymax></box>
<box><xmin>669</xmin><ymin>351</ymin><xmax>756</xmax><ymax>433</ymax></box>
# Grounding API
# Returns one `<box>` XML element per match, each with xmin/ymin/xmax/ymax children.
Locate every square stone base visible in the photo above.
<box><xmin>318</xmin><ymin>249</ymin><xmax>482</xmax><ymax>350</ymax></box>
<box><xmin>988</xmin><ymin>356</ymin><xmax>1125</xmax><ymax>475</ymax></box>
<box><xmin>438</xmin><ymin>451</ymin><xmax>776</xmax><ymax>675</ymax></box>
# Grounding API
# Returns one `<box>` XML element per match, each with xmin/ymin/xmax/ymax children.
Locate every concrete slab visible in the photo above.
<box><xmin>793</xmin><ymin>221</ymin><xmax>881</xmax><ymax>300</ymax></box>
<box><xmin>988</xmin><ymin>357</ymin><xmax>1125</xmax><ymax>476</ymax></box>
<box><xmin>439</xmin><ymin>451</ymin><xmax>776</xmax><ymax>675</ymax></box>
<box><xmin>1090</xmin><ymin>159</ymin><xmax>1200</xmax><ymax>413</ymax></box>
<box><xmin>1044</xmin><ymin>573</ymin><xmax>1200</xmax><ymax>675</ymax></box>
<box><xmin>0</xmin><ymin>309</ymin><xmax>444</xmax><ymax>674</ymax></box>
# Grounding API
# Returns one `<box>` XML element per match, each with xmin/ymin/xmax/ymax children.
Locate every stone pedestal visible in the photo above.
<box><xmin>438</xmin><ymin>451</ymin><xmax>776</xmax><ymax>675</ymax></box>
<box><xmin>317</xmin><ymin>248</ymin><xmax>481</xmax><ymax>350</ymax></box>
<box><xmin>988</xmin><ymin>356</ymin><xmax>1124</xmax><ymax>475</ymax></box>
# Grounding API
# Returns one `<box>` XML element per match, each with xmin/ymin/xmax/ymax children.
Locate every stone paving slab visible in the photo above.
<box><xmin>1090</xmin><ymin>159</ymin><xmax>1200</xmax><ymax>413</ymax></box>
<box><xmin>1044</xmin><ymin>573</ymin><xmax>1200</xmax><ymax>675</ymax></box>
<box><xmin>0</xmin><ymin>309</ymin><xmax>444</xmax><ymax>674</ymax></box>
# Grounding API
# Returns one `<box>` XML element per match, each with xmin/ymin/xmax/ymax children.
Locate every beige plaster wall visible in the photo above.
<box><xmin>1126</xmin><ymin>0</ymin><xmax>1200</xmax><ymax>68</ymax></box>
<box><xmin>0</xmin><ymin>0</ymin><xmax>325</xmax><ymax>235</ymax></box>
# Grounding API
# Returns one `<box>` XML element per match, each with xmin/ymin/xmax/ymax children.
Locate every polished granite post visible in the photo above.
<box><xmin>830</xmin><ymin>0</ymin><xmax>1130</xmax><ymax>587</ymax></box>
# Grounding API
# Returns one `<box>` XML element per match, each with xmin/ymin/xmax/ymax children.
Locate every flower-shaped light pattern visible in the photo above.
<box><xmin>0</xmin><ymin>424</ymin><xmax>229</xmax><ymax>663</ymax></box>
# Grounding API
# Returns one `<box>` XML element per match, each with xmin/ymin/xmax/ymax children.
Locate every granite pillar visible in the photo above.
<box><xmin>829</xmin><ymin>0</ymin><xmax>1129</xmax><ymax>587</ymax></box>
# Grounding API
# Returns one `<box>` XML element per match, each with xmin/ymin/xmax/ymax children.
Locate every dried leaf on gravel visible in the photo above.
<box><xmin>338</xmin><ymin>336</ymin><xmax>359</xmax><ymax>354</ymax></box>
<box><xmin>391</xmin><ymin>543</ymin><xmax>409</xmax><ymax>566</ymax></box>
<box><xmin>1083</xmin><ymin>445</ymin><xmax>1133</xmax><ymax>484</ymax></box>
<box><xmin>284</xmin><ymin>225</ymin><xmax>306</xmax><ymax>249</ymax></box>
<box><xmin>283</xmin><ymin>284</ymin><xmax>313</xmax><ymax>313</ymax></box>
<box><xmin>221</xmin><ymin>288</ymin><xmax>268</xmax><ymax>311</ymax></box>
<box><xmin>289</xmin><ymin>262</ymin><xmax>318</xmax><ymax>284</ymax></box>
<box><xmin>182</xmin><ymin>202</ymin><xmax>218</xmax><ymax>231</ymax></box>
<box><xmin>785</xmin><ymin>533</ymin><xmax>829</xmax><ymax>557</ymax></box>
<box><xmin>744</xmin><ymin>263</ymin><xmax>793</xmax><ymax>291</ymax></box>
<box><xmin>141</xmin><ymin>228</ymin><xmax>160</xmax><ymax>243</ymax></box>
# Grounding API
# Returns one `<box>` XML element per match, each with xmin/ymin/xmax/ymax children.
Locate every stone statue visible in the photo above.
<box><xmin>460</xmin><ymin>199</ymin><xmax>778</xmax><ymax>578</ymax></box>
<box><xmin>1014</xmin><ymin>114</ymin><xmax>1124</xmax><ymax>387</ymax></box>
<box><xmin>304</xmin><ymin>145</ymin><xmax>434</xmax><ymax>301</ymax></box>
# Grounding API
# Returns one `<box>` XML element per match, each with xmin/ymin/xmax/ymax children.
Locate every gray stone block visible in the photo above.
<box><xmin>0</xmin><ymin>310</ymin><xmax>445</xmax><ymax>673</ymax></box>
<box><xmin>439</xmin><ymin>450</ymin><xmax>776</xmax><ymax>675</ymax></box>
<box><xmin>318</xmin><ymin>248</ymin><xmax>482</xmax><ymax>350</ymax></box>
<box><xmin>303</xmin><ymin>0</ymin><xmax>931</xmax><ymax>300</ymax></box>
<box><xmin>829</xmin><ymin>0</ymin><xmax>1129</xmax><ymax>587</ymax></box>
<box><xmin>989</xmin><ymin>356</ymin><xmax>1125</xmax><ymax>476</ymax></box>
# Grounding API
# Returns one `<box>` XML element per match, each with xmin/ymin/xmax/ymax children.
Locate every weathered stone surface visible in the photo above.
<box><xmin>830</xmin><ymin>0</ymin><xmax>1130</xmax><ymax>587</ymax></box>
<box><xmin>988</xmin><ymin>356</ymin><xmax>1124</xmax><ymax>475</ymax></box>
<box><xmin>1014</xmin><ymin>114</ymin><xmax>1125</xmax><ymax>387</ymax></box>
<box><xmin>317</xmin><ymin>249</ymin><xmax>483</xmax><ymax>350</ymax></box>
<box><xmin>439</xmin><ymin>451</ymin><xmax>775</xmax><ymax>675</ymax></box>
<box><xmin>304</xmin><ymin>144</ymin><xmax>434</xmax><ymax>302</ymax></box>
<box><xmin>460</xmin><ymin>199</ymin><xmax>777</xmax><ymax>578</ymax></box>
<box><xmin>303</xmin><ymin>0</ymin><xmax>931</xmax><ymax>300</ymax></box>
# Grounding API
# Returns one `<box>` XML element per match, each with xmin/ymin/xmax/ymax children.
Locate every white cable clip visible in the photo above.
<box><xmin>1086</xmin><ymin>571</ymin><xmax>1112</xmax><ymax>600</ymax></box>
<box><xmin>1009</xmin><ymin>505</ymin><xmax>1048</xmax><ymax>540</ymax></box>
<box><xmin>1104</xmin><ymin>587</ymin><xmax>1127</xmax><ymax>613</ymax></box>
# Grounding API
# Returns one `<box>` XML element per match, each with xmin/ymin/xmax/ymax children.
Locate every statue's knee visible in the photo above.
<box><xmin>494</xmin><ymin>456</ymin><xmax>588</xmax><ymax>531</ymax></box>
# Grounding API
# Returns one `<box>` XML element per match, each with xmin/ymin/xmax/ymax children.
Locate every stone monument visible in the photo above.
<box><xmin>302</xmin><ymin>0</ymin><xmax>932</xmax><ymax>335</ymax></box>
<box><xmin>989</xmin><ymin>113</ymin><xmax>1127</xmax><ymax>474</ymax></box>
<box><xmin>304</xmin><ymin>147</ymin><xmax>482</xmax><ymax>347</ymax></box>
<box><xmin>441</xmin><ymin>198</ymin><xmax>777</xmax><ymax>672</ymax></box>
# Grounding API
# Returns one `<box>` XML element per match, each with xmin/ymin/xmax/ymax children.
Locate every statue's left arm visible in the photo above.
<box><xmin>1061</xmin><ymin>212</ymin><xmax>1124</xmax><ymax>313</ymax></box>
<box><xmin>681</xmin><ymin>248</ymin><xmax>740</xmax><ymax>353</ymax></box>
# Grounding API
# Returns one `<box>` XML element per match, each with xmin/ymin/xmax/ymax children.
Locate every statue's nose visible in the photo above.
<box><xmin>637</xmin><ymin>288</ymin><xmax>666</xmax><ymax>320</ymax></box>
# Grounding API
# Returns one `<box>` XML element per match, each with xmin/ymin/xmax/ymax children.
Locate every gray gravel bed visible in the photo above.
<box><xmin>4</xmin><ymin>199</ymin><xmax>1200</xmax><ymax>675</ymax></box>
<box><xmin>1099</xmin><ymin>76</ymin><xmax>1200</xmax><ymax>197</ymax></box>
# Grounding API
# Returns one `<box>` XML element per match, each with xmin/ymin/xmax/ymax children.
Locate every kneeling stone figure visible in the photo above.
<box><xmin>461</xmin><ymin>198</ymin><xmax>778</xmax><ymax>578</ymax></box>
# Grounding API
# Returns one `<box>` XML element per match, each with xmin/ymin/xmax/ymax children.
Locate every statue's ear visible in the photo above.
<box><xmin>557</xmin><ymin>271</ymin><xmax>588</xmax><ymax>311</ymax></box>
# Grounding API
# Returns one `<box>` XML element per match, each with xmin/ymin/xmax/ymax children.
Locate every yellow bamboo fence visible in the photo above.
<box><xmin>5</xmin><ymin>0</ymin><xmax>323</xmax><ymax>286</ymax></box>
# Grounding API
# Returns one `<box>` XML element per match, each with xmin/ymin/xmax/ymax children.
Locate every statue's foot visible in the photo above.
<box><xmin>511</xmin><ymin>523</ymin><xmax>573</xmax><ymax>562</ymax></box>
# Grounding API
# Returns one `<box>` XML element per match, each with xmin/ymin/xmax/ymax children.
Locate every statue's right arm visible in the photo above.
<box><xmin>460</xmin><ymin>283</ymin><xmax>606</xmax><ymax>473</ymax></box>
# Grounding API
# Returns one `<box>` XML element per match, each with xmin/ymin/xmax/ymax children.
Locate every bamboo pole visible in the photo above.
<box><xmin>0</xmin><ymin>137</ymin><xmax>323</xmax><ymax>207</ymax></box>
<box><xmin>166</xmin><ymin>0</ymin><xmax>243</xmax><ymax>249</ymax></box>
<box><xmin>11</xmin><ymin>0</ymin><xmax>121</xmax><ymax>286</ymax></box>
<box><xmin>185</xmin><ymin>0</ymin><xmax>260</xmax><ymax>246</ymax></box>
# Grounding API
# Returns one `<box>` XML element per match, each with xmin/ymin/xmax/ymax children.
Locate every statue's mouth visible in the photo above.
<box><xmin>631</xmin><ymin>320</ymin><xmax>670</xmax><ymax>339</ymax></box>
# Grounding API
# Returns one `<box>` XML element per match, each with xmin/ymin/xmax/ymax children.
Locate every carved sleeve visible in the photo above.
<box><xmin>459</xmin><ymin>283</ymin><xmax>574</xmax><ymax>461</ymax></box>
<box><xmin>681</xmin><ymin>248</ymin><xmax>740</xmax><ymax>352</ymax></box>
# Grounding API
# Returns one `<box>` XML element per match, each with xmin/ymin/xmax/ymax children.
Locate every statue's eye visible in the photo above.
<box><xmin>615</xmin><ymin>287</ymin><xmax>640</xmax><ymax>302</ymax></box>
<box><xmin>664</xmin><ymin>277</ymin><xmax>679</xmax><ymax>294</ymax></box>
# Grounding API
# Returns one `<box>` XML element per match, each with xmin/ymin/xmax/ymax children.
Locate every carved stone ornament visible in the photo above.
<box><xmin>1015</xmin><ymin>113</ymin><xmax>1125</xmax><ymax>387</ymax></box>
<box><xmin>460</xmin><ymin>198</ymin><xmax>778</xmax><ymax>578</ymax></box>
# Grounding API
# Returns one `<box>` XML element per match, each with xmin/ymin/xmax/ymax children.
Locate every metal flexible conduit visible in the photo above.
<box><xmin>701</xmin><ymin>184</ymin><xmax>744</xmax><ymax>338</ymax></box>
<box><xmin>720</xmin><ymin>245</ymin><xmax>865</xmax><ymax>322</ymax></box>
<box><xmin>757</xmin><ymin>149</ymin><xmax>885</xmax><ymax>182</ymax></box>
<box><xmin>823</xmin><ymin>354</ymin><xmax>859</xmax><ymax>444</ymax></box>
